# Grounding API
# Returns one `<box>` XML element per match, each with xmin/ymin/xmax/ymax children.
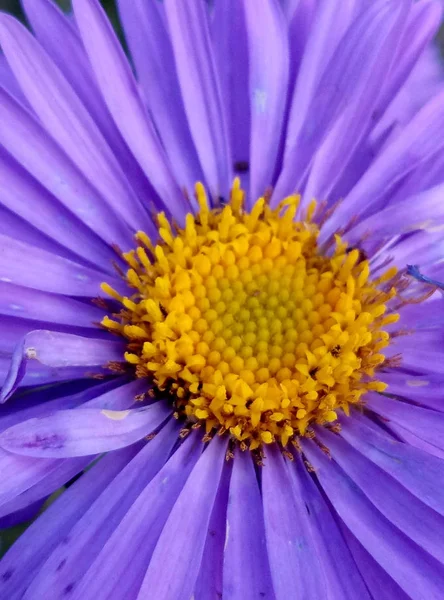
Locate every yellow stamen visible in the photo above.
<box><xmin>101</xmin><ymin>182</ymin><xmax>401</xmax><ymax>449</ymax></box>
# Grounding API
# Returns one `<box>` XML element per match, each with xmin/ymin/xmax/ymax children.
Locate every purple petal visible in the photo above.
<box><xmin>22</xmin><ymin>0</ymin><xmax>157</xmax><ymax>206</ymax></box>
<box><xmin>303</xmin><ymin>440</ymin><xmax>444</xmax><ymax>600</ymax></box>
<box><xmin>242</xmin><ymin>0</ymin><xmax>289</xmax><ymax>201</ymax></box>
<box><xmin>262</xmin><ymin>444</ymin><xmax>327</xmax><ymax>599</ymax></box>
<box><xmin>0</xmin><ymin>379</ymin><xmax>144</xmax><ymax>434</ymax></box>
<box><xmin>0</xmin><ymin>146</ymin><xmax>117</xmax><ymax>269</ymax></box>
<box><xmin>194</xmin><ymin>462</ymin><xmax>231</xmax><ymax>600</ymax></box>
<box><xmin>347</xmin><ymin>183</ymin><xmax>444</xmax><ymax>242</ymax></box>
<box><xmin>117</xmin><ymin>0</ymin><xmax>203</xmax><ymax>192</ymax></box>
<box><xmin>0</xmin><ymin>449</ymin><xmax>61</xmax><ymax>508</ymax></box>
<box><xmin>0</xmin><ymin>87</ymin><xmax>132</xmax><ymax>248</ymax></box>
<box><xmin>0</xmin><ymin>203</ymin><xmax>72</xmax><ymax>259</ymax></box>
<box><xmin>0</xmin><ymin>403</ymin><xmax>170</xmax><ymax>457</ymax></box>
<box><xmin>0</xmin><ymin>498</ymin><xmax>44</xmax><ymax>529</ymax></box>
<box><xmin>0</xmin><ymin>282</ymin><xmax>104</xmax><ymax>328</ymax></box>
<box><xmin>163</xmin><ymin>0</ymin><xmax>231</xmax><ymax>201</ymax></box>
<box><xmin>366</xmin><ymin>393</ymin><xmax>444</xmax><ymax>452</ymax></box>
<box><xmin>381</xmin><ymin>371</ymin><xmax>444</xmax><ymax>412</ymax></box>
<box><xmin>24</xmin><ymin>420</ymin><xmax>180</xmax><ymax>599</ymax></box>
<box><xmin>0</xmin><ymin>446</ymin><xmax>137</xmax><ymax>599</ymax></box>
<box><xmin>1</xmin><ymin>331</ymin><xmax>124</xmax><ymax>402</ymax></box>
<box><xmin>0</xmin><ymin>52</ymin><xmax>28</xmax><ymax>105</ymax></box>
<box><xmin>375</xmin><ymin>0</ymin><xmax>442</xmax><ymax>122</ymax></box>
<box><xmin>0</xmin><ymin>380</ymin><xmax>140</xmax><ymax>517</ymax></box>
<box><xmin>223</xmin><ymin>451</ymin><xmax>275</xmax><ymax>599</ymax></box>
<box><xmin>137</xmin><ymin>436</ymin><xmax>228</xmax><ymax>600</ymax></box>
<box><xmin>286</xmin><ymin>451</ymin><xmax>372</xmax><ymax>599</ymax></box>
<box><xmin>283</xmin><ymin>0</ymin><xmax>355</xmax><ymax>161</ymax></box>
<box><xmin>0</xmin><ymin>234</ymin><xmax>123</xmax><ymax>297</ymax></box>
<box><xmin>317</xmin><ymin>426</ymin><xmax>444</xmax><ymax>564</ymax></box>
<box><xmin>324</xmin><ymin>87</ymin><xmax>444</xmax><ymax>238</ymax></box>
<box><xmin>341</xmin><ymin>525</ymin><xmax>411</xmax><ymax>600</ymax></box>
<box><xmin>70</xmin><ymin>433</ymin><xmax>203</xmax><ymax>599</ymax></box>
<box><xmin>387</xmin><ymin>422</ymin><xmax>444</xmax><ymax>460</ymax></box>
<box><xmin>302</xmin><ymin>0</ymin><xmax>409</xmax><ymax>204</ymax></box>
<box><xmin>340</xmin><ymin>412</ymin><xmax>444</xmax><ymax>516</ymax></box>
<box><xmin>211</xmin><ymin>1</ymin><xmax>250</xmax><ymax>178</ymax></box>
<box><xmin>0</xmin><ymin>458</ymin><xmax>88</xmax><ymax>521</ymax></box>
<box><xmin>275</xmin><ymin>0</ymin><xmax>408</xmax><ymax>203</ymax></box>
<box><xmin>0</xmin><ymin>14</ymin><xmax>152</xmax><ymax>235</ymax></box>
<box><xmin>72</xmin><ymin>0</ymin><xmax>187</xmax><ymax>219</ymax></box>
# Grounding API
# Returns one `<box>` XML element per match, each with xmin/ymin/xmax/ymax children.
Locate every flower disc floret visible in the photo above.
<box><xmin>102</xmin><ymin>181</ymin><xmax>399</xmax><ymax>450</ymax></box>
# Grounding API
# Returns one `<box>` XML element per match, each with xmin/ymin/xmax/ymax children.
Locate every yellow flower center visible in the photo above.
<box><xmin>101</xmin><ymin>180</ymin><xmax>400</xmax><ymax>450</ymax></box>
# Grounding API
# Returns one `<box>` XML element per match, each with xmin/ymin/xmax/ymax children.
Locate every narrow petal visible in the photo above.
<box><xmin>339</xmin><ymin>412</ymin><xmax>444</xmax><ymax>517</ymax></box>
<box><xmin>366</xmin><ymin>393</ymin><xmax>444</xmax><ymax>452</ymax></box>
<box><xmin>0</xmin><ymin>446</ymin><xmax>137</xmax><ymax>599</ymax></box>
<box><xmin>284</xmin><ymin>0</ymin><xmax>355</xmax><ymax>160</ymax></box>
<box><xmin>0</xmin><ymin>282</ymin><xmax>103</xmax><ymax>328</ymax></box>
<box><xmin>0</xmin><ymin>380</ymin><xmax>139</xmax><ymax>517</ymax></box>
<box><xmin>303</xmin><ymin>0</ymin><xmax>409</xmax><ymax>203</ymax></box>
<box><xmin>24</xmin><ymin>420</ymin><xmax>180</xmax><ymax>599</ymax></box>
<box><xmin>223</xmin><ymin>451</ymin><xmax>275</xmax><ymax>600</ymax></box>
<box><xmin>0</xmin><ymin>88</ymin><xmax>132</xmax><ymax>248</ymax></box>
<box><xmin>0</xmin><ymin>234</ymin><xmax>125</xmax><ymax>296</ymax></box>
<box><xmin>117</xmin><ymin>0</ymin><xmax>203</xmax><ymax>192</ymax></box>
<box><xmin>375</xmin><ymin>0</ymin><xmax>442</xmax><ymax>120</ymax></box>
<box><xmin>72</xmin><ymin>0</ymin><xmax>187</xmax><ymax>219</ymax></box>
<box><xmin>0</xmin><ymin>52</ymin><xmax>27</xmax><ymax>105</ymax></box>
<box><xmin>347</xmin><ymin>183</ymin><xmax>444</xmax><ymax>242</ymax></box>
<box><xmin>0</xmin><ymin>449</ymin><xmax>61</xmax><ymax>507</ymax></box>
<box><xmin>0</xmin><ymin>404</ymin><xmax>170</xmax><ymax>457</ymax></box>
<box><xmin>303</xmin><ymin>440</ymin><xmax>444</xmax><ymax>600</ymax></box>
<box><xmin>0</xmin><ymin>14</ymin><xmax>152</xmax><ymax>234</ymax></box>
<box><xmin>380</xmin><ymin>371</ymin><xmax>444</xmax><ymax>412</ymax></box>
<box><xmin>324</xmin><ymin>88</ymin><xmax>444</xmax><ymax>238</ymax></box>
<box><xmin>137</xmin><ymin>436</ymin><xmax>228</xmax><ymax>600</ymax></box>
<box><xmin>194</xmin><ymin>462</ymin><xmax>231</xmax><ymax>599</ymax></box>
<box><xmin>22</xmin><ymin>0</ymin><xmax>156</xmax><ymax>205</ymax></box>
<box><xmin>164</xmin><ymin>0</ymin><xmax>231</xmax><ymax>200</ymax></box>
<box><xmin>275</xmin><ymin>0</ymin><xmax>408</xmax><ymax>203</ymax></box>
<box><xmin>0</xmin><ymin>457</ymin><xmax>88</xmax><ymax>519</ymax></box>
<box><xmin>0</xmin><ymin>203</ymin><xmax>70</xmax><ymax>258</ymax></box>
<box><xmin>242</xmin><ymin>0</ymin><xmax>289</xmax><ymax>201</ymax></box>
<box><xmin>71</xmin><ymin>433</ymin><xmax>203</xmax><ymax>600</ymax></box>
<box><xmin>0</xmin><ymin>145</ymin><xmax>117</xmax><ymax>269</ymax></box>
<box><xmin>1</xmin><ymin>331</ymin><xmax>124</xmax><ymax>402</ymax></box>
<box><xmin>342</xmin><ymin>525</ymin><xmax>411</xmax><ymax>600</ymax></box>
<box><xmin>286</xmin><ymin>452</ymin><xmax>372</xmax><ymax>600</ymax></box>
<box><xmin>211</xmin><ymin>1</ymin><xmax>250</xmax><ymax>175</ymax></box>
<box><xmin>317</xmin><ymin>426</ymin><xmax>444</xmax><ymax>564</ymax></box>
<box><xmin>262</xmin><ymin>444</ymin><xmax>327</xmax><ymax>599</ymax></box>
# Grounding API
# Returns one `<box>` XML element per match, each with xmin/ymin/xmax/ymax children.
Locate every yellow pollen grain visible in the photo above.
<box><xmin>101</xmin><ymin>180</ymin><xmax>400</xmax><ymax>449</ymax></box>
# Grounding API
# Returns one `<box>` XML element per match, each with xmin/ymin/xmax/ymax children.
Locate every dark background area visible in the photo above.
<box><xmin>2</xmin><ymin>0</ymin><xmax>444</xmax><ymax>54</ymax></box>
<box><xmin>0</xmin><ymin>0</ymin><xmax>119</xmax><ymax>28</ymax></box>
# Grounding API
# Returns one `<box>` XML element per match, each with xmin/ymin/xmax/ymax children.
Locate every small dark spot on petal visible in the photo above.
<box><xmin>305</xmin><ymin>502</ymin><xmax>311</xmax><ymax>515</ymax></box>
<box><xmin>56</xmin><ymin>559</ymin><xmax>67</xmax><ymax>572</ymax></box>
<box><xmin>1</xmin><ymin>569</ymin><xmax>13</xmax><ymax>582</ymax></box>
<box><xmin>64</xmin><ymin>583</ymin><xmax>75</xmax><ymax>595</ymax></box>
<box><xmin>234</xmin><ymin>160</ymin><xmax>249</xmax><ymax>173</ymax></box>
<box><xmin>209</xmin><ymin>529</ymin><xmax>216</xmax><ymax>537</ymax></box>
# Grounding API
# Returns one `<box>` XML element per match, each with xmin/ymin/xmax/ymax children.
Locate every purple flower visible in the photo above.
<box><xmin>1</xmin><ymin>0</ymin><xmax>444</xmax><ymax>598</ymax></box>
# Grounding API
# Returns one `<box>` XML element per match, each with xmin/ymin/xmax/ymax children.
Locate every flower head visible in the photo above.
<box><xmin>1</xmin><ymin>0</ymin><xmax>444</xmax><ymax>599</ymax></box>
